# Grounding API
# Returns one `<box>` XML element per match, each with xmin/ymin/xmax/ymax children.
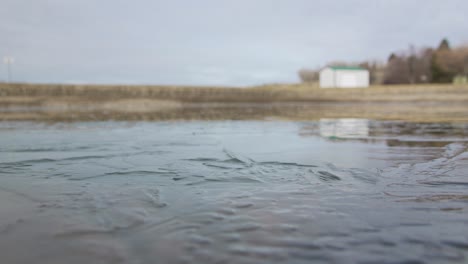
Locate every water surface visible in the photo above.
<box><xmin>0</xmin><ymin>120</ymin><xmax>467</xmax><ymax>264</ymax></box>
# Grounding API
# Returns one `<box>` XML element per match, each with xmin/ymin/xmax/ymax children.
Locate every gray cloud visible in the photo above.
<box><xmin>1</xmin><ymin>0</ymin><xmax>467</xmax><ymax>86</ymax></box>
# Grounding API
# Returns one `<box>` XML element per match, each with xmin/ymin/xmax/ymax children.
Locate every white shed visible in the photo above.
<box><xmin>319</xmin><ymin>66</ymin><xmax>369</xmax><ymax>88</ymax></box>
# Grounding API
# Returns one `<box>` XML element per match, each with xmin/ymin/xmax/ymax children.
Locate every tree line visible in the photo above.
<box><xmin>299</xmin><ymin>39</ymin><xmax>468</xmax><ymax>85</ymax></box>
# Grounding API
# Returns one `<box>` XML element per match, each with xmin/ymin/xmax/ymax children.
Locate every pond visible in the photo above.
<box><xmin>0</xmin><ymin>120</ymin><xmax>467</xmax><ymax>264</ymax></box>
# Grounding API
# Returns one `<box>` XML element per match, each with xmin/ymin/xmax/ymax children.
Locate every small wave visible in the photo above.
<box><xmin>69</xmin><ymin>170</ymin><xmax>176</xmax><ymax>181</ymax></box>
<box><xmin>316</xmin><ymin>171</ymin><xmax>341</xmax><ymax>182</ymax></box>
<box><xmin>396</xmin><ymin>194</ymin><xmax>468</xmax><ymax>202</ymax></box>
<box><xmin>418</xmin><ymin>181</ymin><xmax>468</xmax><ymax>187</ymax></box>
<box><xmin>185</xmin><ymin>158</ymin><xmax>220</xmax><ymax>162</ymax></box>
<box><xmin>2</xmin><ymin>145</ymin><xmax>95</xmax><ymax>153</ymax></box>
<box><xmin>223</xmin><ymin>149</ymin><xmax>255</xmax><ymax>166</ymax></box>
<box><xmin>186</xmin><ymin>176</ymin><xmax>263</xmax><ymax>186</ymax></box>
<box><xmin>0</xmin><ymin>158</ymin><xmax>56</xmax><ymax>166</ymax></box>
<box><xmin>257</xmin><ymin>161</ymin><xmax>317</xmax><ymax>168</ymax></box>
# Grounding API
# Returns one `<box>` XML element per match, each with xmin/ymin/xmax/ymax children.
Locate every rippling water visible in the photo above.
<box><xmin>1</xmin><ymin>120</ymin><xmax>468</xmax><ymax>264</ymax></box>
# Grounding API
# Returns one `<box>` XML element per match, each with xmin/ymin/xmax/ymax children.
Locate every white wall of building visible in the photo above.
<box><xmin>335</xmin><ymin>70</ymin><xmax>369</xmax><ymax>88</ymax></box>
<box><xmin>319</xmin><ymin>68</ymin><xmax>335</xmax><ymax>88</ymax></box>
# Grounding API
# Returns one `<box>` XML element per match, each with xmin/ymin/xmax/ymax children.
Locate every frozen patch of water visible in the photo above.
<box><xmin>0</xmin><ymin>120</ymin><xmax>467</xmax><ymax>263</ymax></box>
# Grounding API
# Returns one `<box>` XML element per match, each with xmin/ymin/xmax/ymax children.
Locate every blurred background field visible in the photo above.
<box><xmin>1</xmin><ymin>82</ymin><xmax>468</xmax><ymax>122</ymax></box>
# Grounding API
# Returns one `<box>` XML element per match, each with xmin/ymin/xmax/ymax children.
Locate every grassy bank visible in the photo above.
<box><xmin>1</xmin><ymin>82</ymin><xmax>468</xmax><ymax>122</ymax></box>
<box><xmin>1</xmin><ymin>82</ymin><xmax>468</xmax><ymax>103</ymax></box>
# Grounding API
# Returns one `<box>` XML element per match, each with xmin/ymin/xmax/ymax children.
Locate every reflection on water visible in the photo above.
<box><xmin>0</xmin><ymin>120</ymin><xmax>468</xmax><ymax>264</ymax></box>
<box><xmin>319</xmin><ymin>118</ymin><xmax>369</xmax><ymax>139</ymax></box>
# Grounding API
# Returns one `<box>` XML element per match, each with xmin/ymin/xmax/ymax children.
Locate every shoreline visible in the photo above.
<box><xmin>1</xmin><ymin>83</ymin><xmax>468</xmax><ymax>122</ymax></box>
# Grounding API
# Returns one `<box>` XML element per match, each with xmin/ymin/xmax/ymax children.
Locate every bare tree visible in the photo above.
<box><xmin>384</xmin><ymin>47</ymin><xmax>433</xmax><ymax>84</ymax></box>
<box><xmin>298</xmin><ymin>68</ymin><xmax>319</xmax><ymax>83</ymax></box>
<box><xmin>359</xmin><ymin>61</ymin><xmax>385</xmax><ymax>85</ymax></box>
<box><xmin>384</xmin><ymin>54</ymin><xmax>410</xmax><ymax>84</ymax></box>
<box><xmin>432</xmin><ymin>44</ymin><xmax>468</xmax><ymax>83</ymax></box>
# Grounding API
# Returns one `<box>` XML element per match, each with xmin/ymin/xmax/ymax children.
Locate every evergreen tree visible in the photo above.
<box><xmin>438</xmin><ymin>38</ymin><xmax>450</xmax><ymax>51</ymax></box>
<box><xmin>430</xmin><ymin>53</ymin><xmax>454</xmax><ymax>83</ymax></box>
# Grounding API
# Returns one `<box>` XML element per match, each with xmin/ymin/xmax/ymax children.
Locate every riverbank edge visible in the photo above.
<box><xmin>1</xmin><ymin>83</ymin><xmax>468</xmax><ymax>122</ymax></box>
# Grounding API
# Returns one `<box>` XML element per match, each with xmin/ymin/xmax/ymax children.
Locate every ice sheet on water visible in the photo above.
<box><xmin>0</xmin><ymin>121</ymin><xmax>467</xmax><ymax>264</ymax></box>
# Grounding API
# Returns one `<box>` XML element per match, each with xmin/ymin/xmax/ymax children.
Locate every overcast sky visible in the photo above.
<box><xmin>1</xmin><ymin>0</ymin><xmax>468</xmax><ymax>86</ymax></box>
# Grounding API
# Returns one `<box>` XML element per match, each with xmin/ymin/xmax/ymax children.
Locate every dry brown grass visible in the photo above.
<box><xmin>1</xmin><ymin>82</ymin><xmax>468</xmax><ymax>122</ymax></box>
<box><xmin>1</xmin><ymin>82</ymin><xmax>468</xmax><ymax>103</ymax></box>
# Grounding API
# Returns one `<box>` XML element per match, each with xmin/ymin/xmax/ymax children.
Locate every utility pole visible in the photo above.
<box><xmin>3</xmin><ymin>56</ymin><xmax>14</xmax><ymax>83</ymax></box>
